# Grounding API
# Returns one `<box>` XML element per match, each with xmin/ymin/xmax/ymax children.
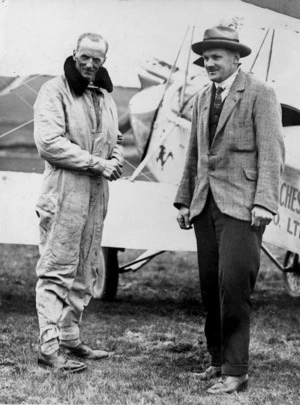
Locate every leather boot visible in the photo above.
<box><xmin>38</xmin><ymin>350</ymin><xmax>87</xmax><ymax>373</ymax></box>
<box><xmin>207</xmin><ymin>374</ymin><xmax>248</xmax><ymax>394</ymax></box>
<box><xmin>60</xmin><ymin>342</ymin><xmax>109</xmax><ymax>360</ymax></box>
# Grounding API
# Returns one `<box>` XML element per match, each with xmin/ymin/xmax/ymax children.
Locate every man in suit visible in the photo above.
<box><xmin>174</xmin><ymin>25</ymin><xmax>285</xmax><ymax>394</ymax></box>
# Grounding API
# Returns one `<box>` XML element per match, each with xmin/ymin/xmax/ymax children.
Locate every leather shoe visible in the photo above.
<box><xmin>38</xmin><ymin>350</ymin><xmax>87</xmax><ymax>373</ymax></box>
<box><xmin>207</xmin><ymin>374</ymin><xmax>248</xmax><ymax>394</ymax></box>
<box><xmin>60</xmin><ymin>342</ymin><xmax>109</xmax><ymax>360</ymax></box>
<box><xmin>194</xmin><ymin>365</ymin><xmax>221</xmax><ymax>380</ymax></box>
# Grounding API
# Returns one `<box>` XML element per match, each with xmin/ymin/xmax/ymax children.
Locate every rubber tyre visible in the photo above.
<box><xmin>92</xmin><ymin>247</ymin><xmax>119</xmax><ymax>301</ymax></box>
<box><xmin>283</xmin><ymin>251</ymin><xmax>300</xmax><ymax>298</ymax></box>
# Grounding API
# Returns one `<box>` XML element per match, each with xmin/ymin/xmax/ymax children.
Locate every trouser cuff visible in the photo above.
<box><xmin>60</xmin><ymin>326</ymin><xmax>80</xmax><ymax>342</ymax></box>
<box><xmin>40</xmin><ymin>325</ymin><xmax>59</xmax><ymax>344</ymax></box>
<box><xmin>222</xmin><ymin>364</ymin><xmax>248</xmax><ymax>376</ymax></box>
<box><xmin>60</xmin><ymin>338</ymin><xmax>81</xmax><ymax>348</ymax></box>
<box><xmin>40</xmin><ymin>338</ymin><xmax>59</xmax><ymax>355</ymax></box>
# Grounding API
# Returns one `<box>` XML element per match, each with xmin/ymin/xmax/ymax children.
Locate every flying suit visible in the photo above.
<box><xmin>34</xmin><ymin>67</ymin><xmax>123</xmax><ymax>354</ymax></box>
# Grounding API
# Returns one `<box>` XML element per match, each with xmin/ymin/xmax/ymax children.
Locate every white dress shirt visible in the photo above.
<box><xmin>216</xmin><ymin>67</ymin><xmax>240</xmax><ymax>101</ymax></box>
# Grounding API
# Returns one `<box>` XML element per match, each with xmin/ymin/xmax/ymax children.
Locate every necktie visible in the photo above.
<box><xmin>214</xmin><ymin>86</ymin><xmax>224</xmax><ymax>109</ymax></box>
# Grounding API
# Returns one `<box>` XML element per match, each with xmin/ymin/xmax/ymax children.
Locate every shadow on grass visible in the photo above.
<box><xmin>0</xmin><ymin>244</ymin><xmax>299</xmax><ymax>319</ymax></box>
<box><xmin>252</xmin><ymin>290</ymin><xmax>300</xmax><ymax>311</ymax></box>
<box><xmin>251</xmin><ymin>354</ymin><xmax>300</xmax><ymax>375</ymax></box>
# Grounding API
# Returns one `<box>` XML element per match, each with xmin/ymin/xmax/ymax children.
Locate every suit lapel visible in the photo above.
<box><xmin>201</xmin><ymin>84</ymin><xmax>214</xmax><ymax>147</ymax></box>
<box><xmin>214</xmin><ymin>70</ymin><xmax>246</xmax><ymax>139</ymax></box>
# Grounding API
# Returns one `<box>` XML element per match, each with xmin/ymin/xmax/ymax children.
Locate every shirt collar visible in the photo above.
<box><xmin>216</xmin><ymin>67</ymin><xmax>240</xmax><ymax>91</ymax></box>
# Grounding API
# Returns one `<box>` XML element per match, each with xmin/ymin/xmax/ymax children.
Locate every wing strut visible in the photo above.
<box><xmin>119</xmin><ymin>250</ymin><xmax>165</xmax><ymax>273</ymax></box>
<box><xmin>179</xmin><ymin>26</ymin><xmax>195</xmax><ymax>111</ymax></box>
<box><xmin>249</xmin><ymin>29</ymin><xmax>270</xmax><ymax>72</ymax></box>
<box><xmin>140</xmin><ymin>26</ymin><xmax>191</xmax><ymax>161</ymax></box>
<box><xmin>265</xmin><ymin>29</ymin><xmax>275</xmax><ymax>82</ymax></box>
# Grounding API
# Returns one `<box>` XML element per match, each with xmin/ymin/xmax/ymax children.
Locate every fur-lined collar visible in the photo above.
<box><xmin>64</xmin><ymin>56</ymin><xmax>113</xmax><ymax>96</ymax></box>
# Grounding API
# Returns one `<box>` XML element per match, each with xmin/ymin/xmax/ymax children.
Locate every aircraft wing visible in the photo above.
<box><xmin>0</xmin><ymin>170</ymin><xmax>299</xmax><ymax>255</ymax></box>
<box><xmin>0</xmin><ymin>173</ymin><xmax>196</xmax><ymax>251</ymax></box>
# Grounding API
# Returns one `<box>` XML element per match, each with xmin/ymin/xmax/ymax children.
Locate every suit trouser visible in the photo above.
<box><xmin>193</xmin><ymin>191</ymin><xmax>264</xmax><ymax>376</ymax></box>
<box><xmin>35</xmin><ymin>172</ymin><xmax>108</xmax><ymax>354</ymax></box>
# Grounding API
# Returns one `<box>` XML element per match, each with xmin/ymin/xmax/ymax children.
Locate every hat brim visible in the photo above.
<box><xmin>192</xmin><ymin>40</ymin><xmax>251</xmax><ymax>58</ymax></box>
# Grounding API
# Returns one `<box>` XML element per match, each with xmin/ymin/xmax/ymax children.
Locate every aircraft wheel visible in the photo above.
<box><xmin>92</xmin><ymin>247</ymin><xmax>119</xmax><ymax>301</ymax></box>
<box><xmin>283</xmin><ymin>251</ymin><xmax>300</xmax><ymax>298</ymax></box>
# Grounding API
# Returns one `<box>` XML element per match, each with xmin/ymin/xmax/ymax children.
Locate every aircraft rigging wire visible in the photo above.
<box><xmin>249</xmin><ymin>29</ymin><xmax>270</xmax><ymax>72</ymax></box>
<box><xmin>0</xmin><ymin>76</ymin><xmax>46</xmax><ymax>140</ymax></box>
<box><xmin>123</xmin><ymin>158</ymin><xmax>155</xmax><ymax>182</ymax></box>
<box><xmin>141</xmin><ymin>26</ymin><xmax>191</xmax><ymax>161</ymax></box>
<box><xmin>20</xmin><ymin>75</ymin><xmax>45</xmax><ymax>88</ymax></box>
<box><xmin>0</xmin><ymin>75</ymin><xmax>35</xmax><ymax>138</ymax></box>
<box><xmin>0</xmin><ymin>119</ymin><xmax>33</xmax><ymax>139</ymax></box>
<box><xmin>179</xmin><ymin>26</ymin><xmax>195</xmax><ymax>112</ymax></box>
<box><xmin>0</xmin><ymin>75</ymin><xmax>46</xmax><ymax>139</ymax></box>
<box><xmin>265</xmin><ymin>29</ymin><xmax>275</xmax><ymax>82</ymax></box>
<box><xmin>0</xmin><ymin>75</ymin><xmax>42</xmax><ymax>98</ymax></box>
<box><xmin>0</xmin><ymin>77</ymin><xmax>34</xmax><ymax>109</ymax></box>
<box><xmin>11</xmin><ymin>91</ymin><xmax>34</xmax><ymax>110</ymax></box>
<box><xmin>22</xmin><ymin>80</ymin><xmax>39</xmax><ymax>96</ymax></box>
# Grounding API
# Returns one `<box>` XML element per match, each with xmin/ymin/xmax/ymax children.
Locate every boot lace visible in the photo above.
<box><xmin>219</xmin><ymin>376</ymin><xmax>230</xmax><ymax>385</ymax></box>
<box><xmin>57</xmin><ymin>349</ymin><xmax>70</xmax><ymax>362</ymax></box>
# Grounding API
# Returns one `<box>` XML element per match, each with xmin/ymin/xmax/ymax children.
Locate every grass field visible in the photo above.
<box><xmin>0</xmin><ymin>243</ymin><xmax>300</xmax><ymax>405</ymax></box>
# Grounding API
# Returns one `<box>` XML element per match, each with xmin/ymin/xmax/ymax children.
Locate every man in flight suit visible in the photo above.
<box><xmin>175</xmin><ymin>26</ymin><xmax>285</xmax><ymax>394</ymax></box>
<box><xmin>34</xmin><ymin>32</ymin><xmax>123</xmax><ymax>372</ymax></box>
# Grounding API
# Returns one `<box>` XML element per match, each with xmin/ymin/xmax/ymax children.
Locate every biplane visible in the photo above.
<box><xmin>0</xmin><ymin>1</ymin><xmax>300</xmax><ymax>300</ymax></box>
<box><xmin>119</xmin><ymin>25</ymin><xmax>300</xmax><ymax>299</ymax></box>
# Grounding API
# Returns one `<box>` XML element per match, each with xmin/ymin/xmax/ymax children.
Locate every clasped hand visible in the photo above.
<box><xmin>90</xmin><ymin>156</ymin><xmax>123</xmax><ymax>180</ymax></box>
<box><xmin>102</xmin><ymin>158</ymin><xmax>123</xmax><ymax>181</ymax></box>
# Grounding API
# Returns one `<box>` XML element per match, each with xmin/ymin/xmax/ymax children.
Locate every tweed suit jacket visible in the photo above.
<box><xmin>174</xmin><ymin>70</ymin><xmax>285</xmax><ymax>222</ymax></box>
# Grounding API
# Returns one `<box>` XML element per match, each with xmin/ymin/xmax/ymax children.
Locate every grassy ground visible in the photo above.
<box><xmin>0</xmin><ymin>244</ymin><xmax>300</xmax><ymax>404</ymax></box>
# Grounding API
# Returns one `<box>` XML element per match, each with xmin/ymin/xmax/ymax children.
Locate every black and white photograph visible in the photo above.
<box><xmin>0</xmin><ymin>0</ymin><xmax>300</xmax><ymax>403</ymax></box>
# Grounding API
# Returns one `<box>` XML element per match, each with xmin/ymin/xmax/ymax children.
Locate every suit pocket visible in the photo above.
<box><xmin>243</xmin><ymin>169</ymin><xmax>257</xmax><ymax>210</ymax></box>
<box><xmin>244</xmin><ymin>168</ymin><xmax>258</xmax><ymax>181</ymax></box>
<box><xmin>229</xmin><ymin>138</ymin><xmax>255</xmax><ymax>152</ymax></box>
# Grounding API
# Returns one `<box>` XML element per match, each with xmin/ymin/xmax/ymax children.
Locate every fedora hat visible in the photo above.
<box><xmin>192</xmin><ymin>25</ymin><xmax>251</xmax><ymax>67</ymax></box>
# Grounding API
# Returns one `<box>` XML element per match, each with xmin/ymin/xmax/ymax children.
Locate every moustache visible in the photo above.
<box><xmin>207</xmin><ymin>68</ymin><xmax>219</xmax><ymax>73</ymax></box>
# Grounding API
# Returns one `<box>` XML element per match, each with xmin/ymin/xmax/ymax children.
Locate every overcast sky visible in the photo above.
<box><xmin>1</xmin><ymin>0</ymin><xmax>300</xmax><ymax>87</ymax></box>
